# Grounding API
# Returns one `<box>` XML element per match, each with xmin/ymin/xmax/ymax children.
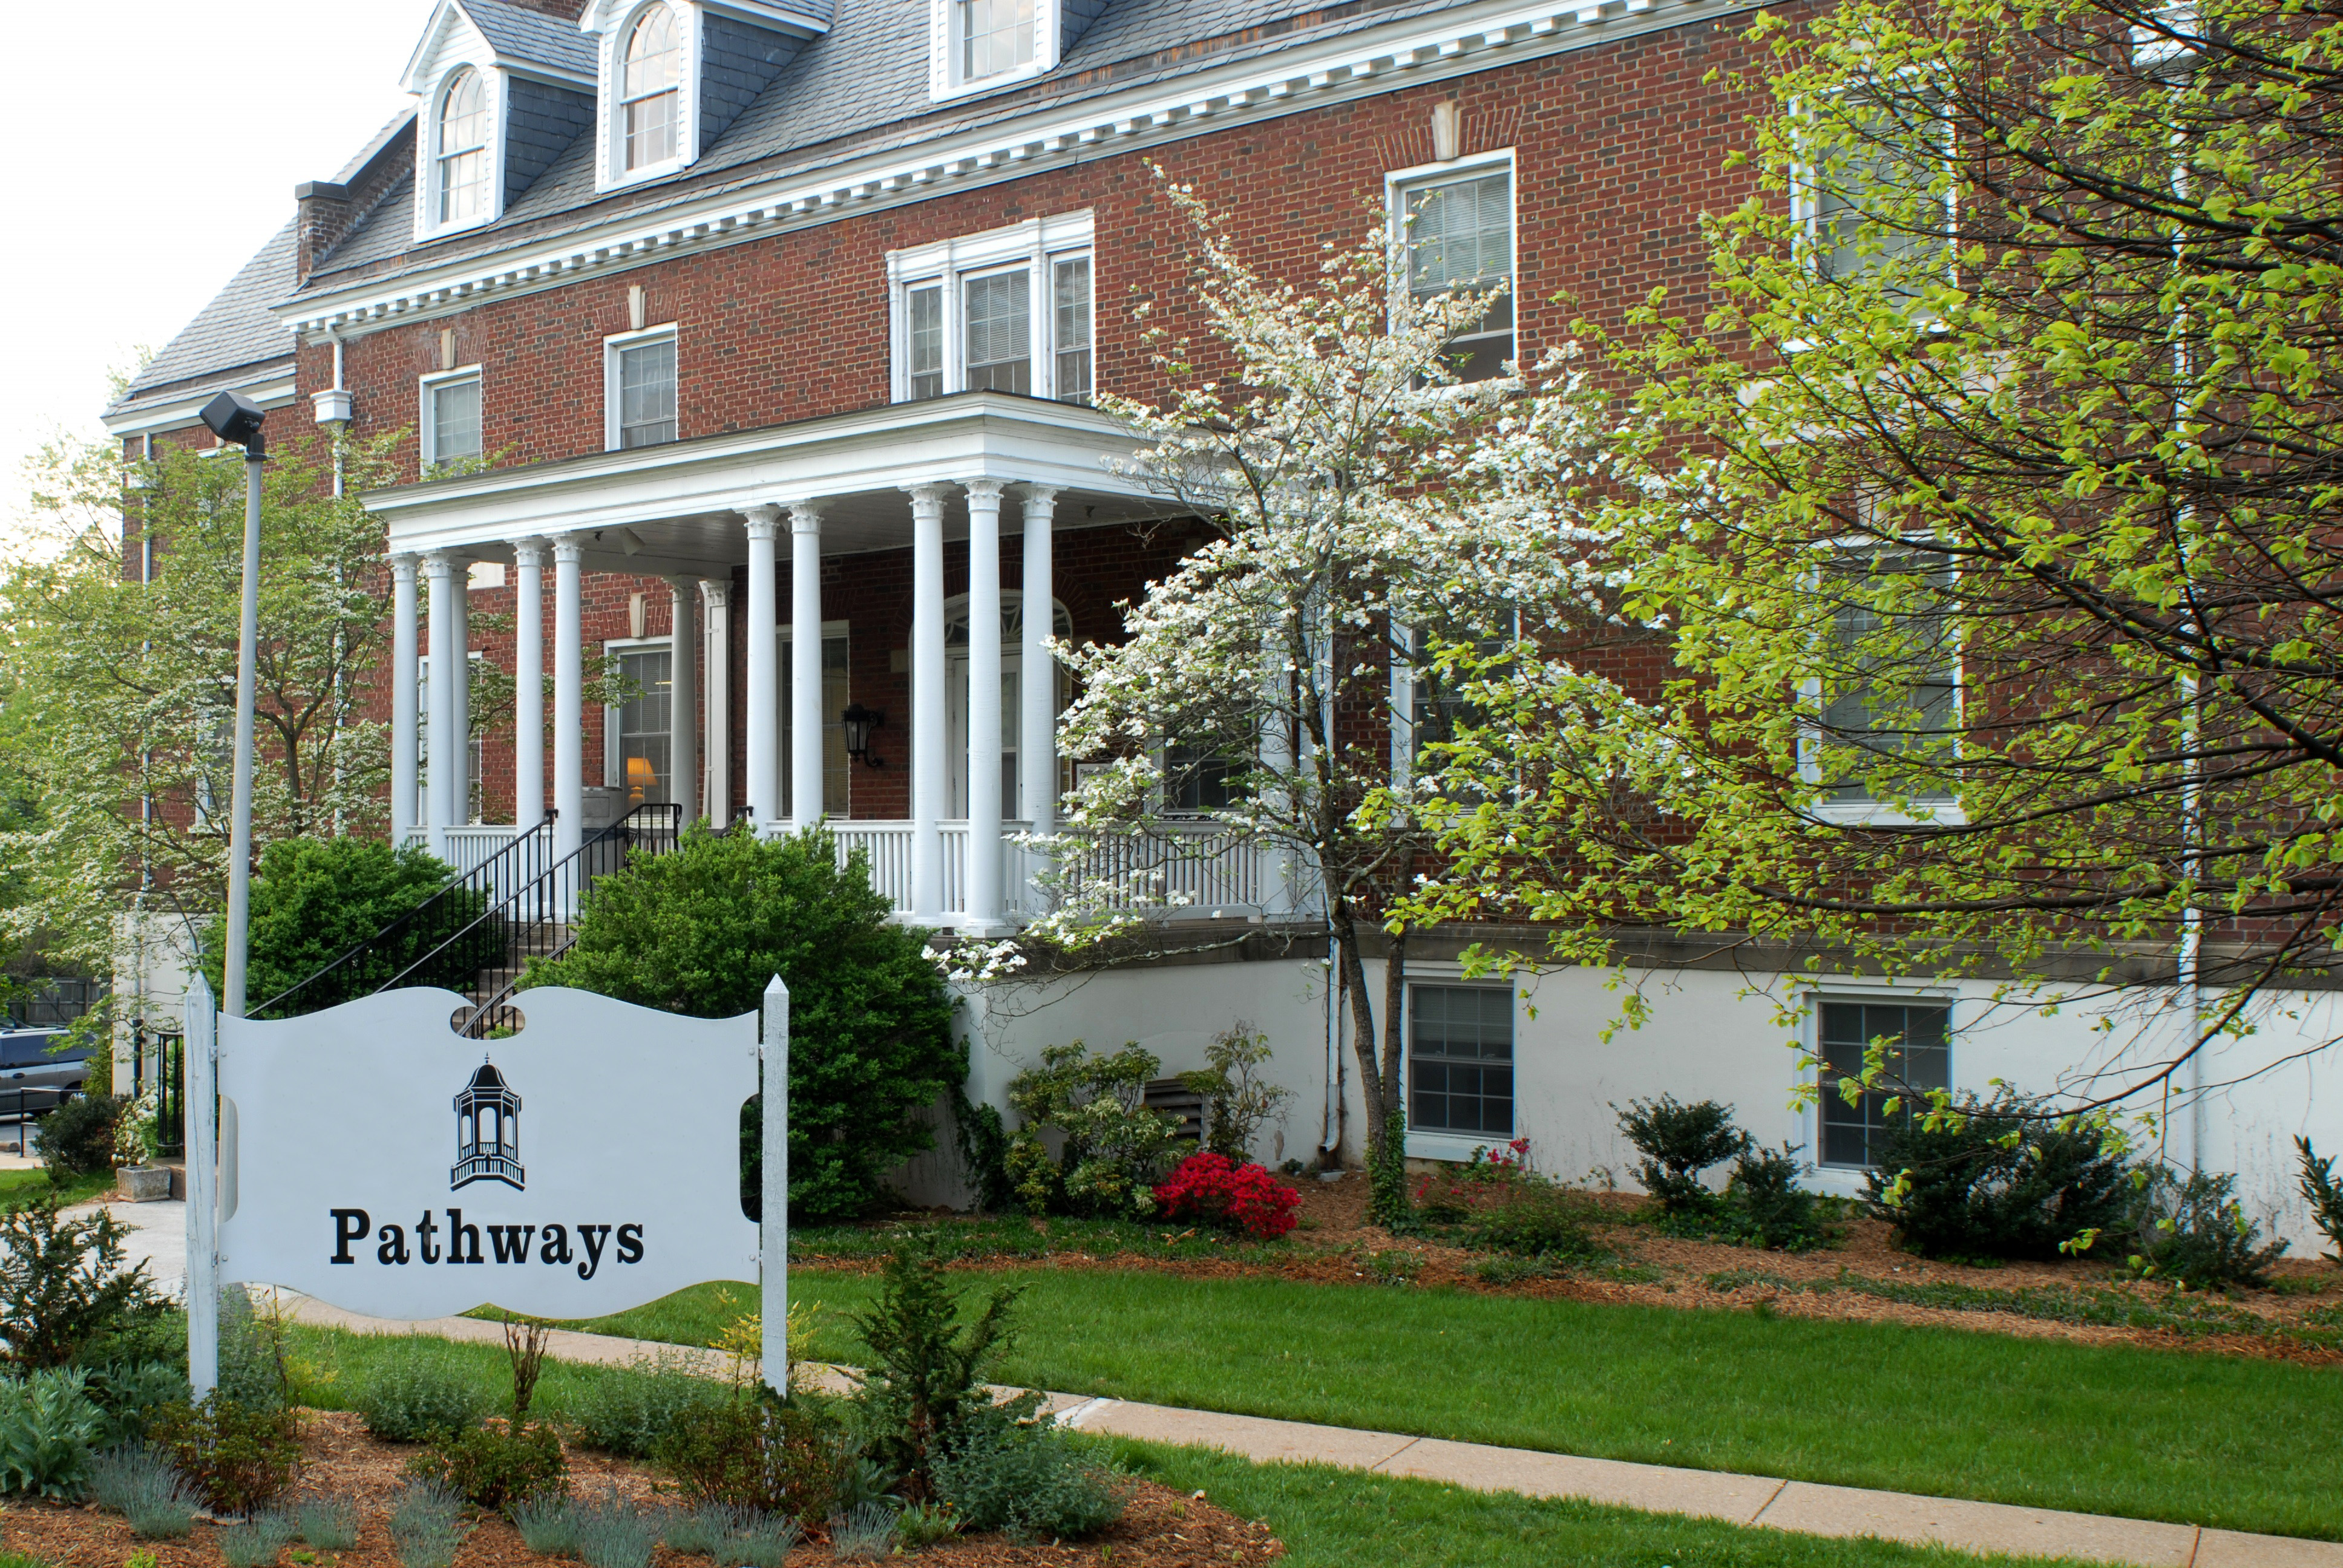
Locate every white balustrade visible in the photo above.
<box><xmin>398</xmin><ymin>823</ymin><xmax>551</xmax><ymax>902</ymax></box>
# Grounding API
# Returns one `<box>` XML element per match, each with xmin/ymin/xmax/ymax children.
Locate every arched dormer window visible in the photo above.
<box><xmin>436</xmin><ymin>69</ymin><xmax>491</xmax><ymax>226</ymax></box>
<box><xmin>620</xmin><ymin>5</ymin><xmax>681</xmax><ymax>172</ymax></box>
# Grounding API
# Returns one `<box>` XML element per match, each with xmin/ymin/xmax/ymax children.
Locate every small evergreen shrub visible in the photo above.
<box><xmin>218</xmin><ymin>1512</ymin><xmax>296</xmax><ymax>1568</ymax></box>
<box><xmin>566</xmin><ymin>1356</ymin><xmax>726</xmax><ymax>1459</ymax></box>
<box><xmin>203</xmin><ymin>836</ymin><xmax>471</xmax><ymax>1018</ymax></box>
<box><xmin>850</xmin><ymin>1235</ymin><xmax>1019</xmax><ymax>1496</ymax></box>
<box><xmin>653</xmin><ymin>1396</ymin><xmax>851</xmax><ymax>1526</ymax></box>
<box><xmin>1004</xmin><ymin>1041</ymin><xmax>1189</xmax><ymax>1218</ymax></box>
<box><xmin>1614</xmin><ymin>1097</ymin><xmax>1751</xmax><ymax>1214</ymax></box>
<box><xmin>145</xmin><ymin>1393</ymin><xmax>300</xmax><ymax>1514</ymax></box>
<box><xmin>0</xmin><ymin>1195</ymin><xmax>161</xmax><ymax>1369</ymax></box>
<box><xmin>408</xmin><ymin>1417</ymin><xmax>567</xmax><ymax>1509</ymax></box>
<box><xmin>2296</xmin><ymin>1137</ymin><xmax>2343</xmax><ymax>1262</ymax></box>
<box><xmin>216</xmin><ymin>1289</ymin><xmax>291</xmax><ymax>1416</ymax></box>
<box><xmin>0</xmin><ymin>1367</ymin><xmax>105</xmax><ymax>1497</ymax></box>
<box><xmin>524</xmin><ymin>826</ymin><xmax>960</xmax><ymax>1221</ymax></box>
<box><xmin>2127</xmin><ymin>1169</ymin><xmax>2289</xmax><ymax>1289</ymax></box>
<box><xmin>389</xmin><ymin>1482</ymin><xmax>468</xmax><ymax>1568</ymax></box>
<box><xmin>569</xmin><ymin>1488</ymin><xmax>660</xmax><ymax>1568</ymax></box>
<box><xmin>36</xmin><ymin>1094</ymin><xmax>122</xmax><ymax>1181</ymax></box>
<box><xmin>1414</xmin><ymin>1143</ymin><xmax>1598</xmax><ymax>1259</ymax></box>
<box><xmin>1868</xmin><ymin>1093</ymin><xmax>2135</xmax><ymax>1261</ymax></box>
<box><xmin>1153</xmin><ymin>1152</ymin><xmax>1302</xmax><ymax>1238</ymax></box>
<box><xmin>511</xmin><ymin>1494</ymin><xmax>583</xmax><ymax>1556</ymax></box>
<box><xmin>296</xmin><ymin>1494</ymin><xmax>360</xmax><ymax>1550</ymax></box>
<box><xmin>356</xmin><ymin>1354</ymin><xmax>492</xmax><ymax>1443</ymax></box>
<box><xmin>929</xmin><ymin>1402</ymin><xmax>1127</xmax><ymax>1544</ymax></box>
<box><xmin>1725</xmin><ymin>1144</ymin><xmax>1828</xmax><ymax>1253</ymax></box>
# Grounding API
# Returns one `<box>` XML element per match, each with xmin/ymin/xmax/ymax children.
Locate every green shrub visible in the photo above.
<box><xmin>356</xmin><ymin>1353</ymin><xmax>492</xmax><ymax>1443</ymax></box>
<box><xmin>89</xmin><ymin>1445</ymin><xmax>200</xmax><ymax>1538</ymax></box>
<box><xmin>1614</xmin><ymin>1097</ymin><xmax>1750</xmax><ymax>1214</ymax></box>
<box><xmin>202</xmin><ymin>837</ymin><xmax>469</xmax><ymax>1018</ymax></box>
<box><xmin>1868</xmin><ymin>1093</ymin><xmax>2135</xmax><ymax>1261</ymax></box>
<box><xmin>522</xmin><ymin>825</ymin><xmax>960</xmax><ymax>1221</ymax></box>
<box><xmin>2297</xmin><ymin>1137</ymin><xmax>2343</xmax><ymax>1262</ymax></box>
<box><xmin>34</xmin><ymin>1093</ymin><xmax>120</xmax><ymax>1183</ymax></box>
<box><xmin>0</xmin><ymin>1195</ymin><xmax>161</xmax><ymax>1370</ymax></box>
<box><xmin>952</xmin><ymin>1095</ymin><xmax>1015</xmax><ymax>1214</ymax></box>
<box><xmin>652</xmin><ymin>1396</ymin><xmax>853</xmax><ymax>1526</ymax></box>
<box><xmin>1415</xmin><ymin>1152</ymin><xmax>1599</xmax><ymax>1259</ymax></box>
<box><xmin>1006</xmin><ymin>1041</ymin><xmax>1188</xmax><ymax>1218</ymax></box>
<box><xmin>1178</xmin><ymin>1024</ymin><xmax>1296</xmax><ymax>1161</ymax></box>
<box><xmin>84</xmin><ymin>1362</ymin><xmax>189</xmax><ymax>1447</ymax></box>
<box><xmin>850</xmin><ymin>1235</ymin><xmax>1021</xmax><ymax>1497</ymax></box>
<box><xmin>145</xmin><ymin>1393</ymin><xmax>300</xmax><ymax>1513</ymax></box>
<box><xmin>217</xmin><ymin>1288</ymin><xmax>290</xmax><ymax>1415</ymax></box>
<box><xmin>0</xmin><ymin>1367</ymin><xmax>105</xmax><ymax>1497</ymax></box>
<box><xmin>408</xmin><ymin>1417</ymin><xmax>567</xmax><ymax>1509</ymax></box>
<box><xmin>218</xmin><ymin>1512</ymin><xmax>296</xmax><ymax>1568</ymax></box>
<box><xmin>930</xmin><ymin>1401</ymin><xmax>1127</xmax><ymax>1543</ymax></box>
<box><xmin>1725</xmin><ymin>1144</ymin><xmax>1829</xmax><ymax>1252</ymax></box>
<box><xmin>2127</xmin><ymin>1168</ymin><xmax>2289</xmax><ymax>1289</ymax></box>
<box><xmin>564</xmin><ymin>1354</ymin><xmax>726</xmax><ymax>1458</ymax></box>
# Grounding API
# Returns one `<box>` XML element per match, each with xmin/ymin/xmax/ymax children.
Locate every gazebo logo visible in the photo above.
<box><xmin>451</xmin><ymin>1057</ymin><xmax>525</xmax><ymax>1192</ymax></box>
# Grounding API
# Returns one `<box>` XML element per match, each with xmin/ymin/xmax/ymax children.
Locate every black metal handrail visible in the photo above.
<box><xmin>455</xmin><ymin>803</ymin><xmax>684</xmax><ymax>1038</ymax></box>
<box><xmin>252</xmin><ymin>812</ymin><xmax>564</xmax><ymax>1019</ymax></box>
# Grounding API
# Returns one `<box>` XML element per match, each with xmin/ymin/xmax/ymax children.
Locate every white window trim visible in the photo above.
<box><xmin>1785</xmin><ymin>85</ymin><xmax>1959</xmax><ymax>348</ymax></box>
<box><xmin>1398</xmin><ymin>970</ymin><xmax>1521</xmax><ymax>1163</ymax></box>
<box><xmin>1385</xmin><ymin>147</ymin><xmax>1519</xmax><ymax>366</ymax></box>
<box><xmin>603</xmin><ymin>324</ymin><xmax>680</xmax><ymax>452</ymax></box>
<box><xmin>595</xmin><ymin>0</ymin><xmax>701</xmax><ymax>194</ymax></box>
<box><xmin>601</xmin><ymin>635</ymin><xmax>674</xmax><ymax>789</ymax></box>
<box><xmin>1801</xmin><ymin>980</ymin><xmax>1958</xmax><ymax>1187</ymax></box>
<box><xmin>927</xmin><ymin>0</ymin><xmax>1064</xmax><ymax>103</ymax></box>
<box><xmin>416</xmin><ymin>64</ymin><xmax>507</xmax><ymax>242</ymax></box>
<box><xmin>886</xmin><ymin>212</ymin><xmax>1095</xmax><ymax>403</ymax></box>
<box><xmin>1797</xmin><ymin>532</ymin><xmax>1967</xmax><ymax>827</ymax></box>
<box><xmin>418</xmin><ymin>365</ymin><xmax>485</xmax><ymax>470</ymax></box>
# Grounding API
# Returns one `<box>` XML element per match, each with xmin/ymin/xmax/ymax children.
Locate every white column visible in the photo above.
<box><xmin>391</xmin><ymin>554</ymin><xmax>420</xmax><ymax>837</ymax></box>
<box><xmin>744</xmin><ymin>505</ymin><xmax>782</xmax><ymax>825</ymax></box>
<box><xmin>452</xmin><ymin>566</ymin><xmax>471</xmax><ymax>825</ymax></box>
<box><xmin>789</xmin><ymin>502</ymin><xmax>826</xmax><ymax>828</ymax></box>
<box><xmin>669</xmin><ymin>579</ymin><xmax>699</xmax><ymax>824</ymax></box>
<box><xmin>552</xmin><ymin>537</ymin><xmax>585</xmax><ymax>861</ymax></box>
<box><xmin>906</xmin><ymin>483</ymin><xmax>948</xmax><ymax>921</ymax></box>
<box><xmin>702</xmin><ymin>578</ymin><xmax>732</xmax><ymax>825</ymax></box>
<box><xmin>422</xmin><ymin>553</ymin><xmax>457</xmax><ymax>851</ymax></box>
<box><xmin>965</xmin><ymin>479</ymin><xmax>1005</xmax><ymax>927</ymax></box>
<box><xmin>513</xmin><ymin>541</ymin><xmax>546</xmax><ymax>829</ymax></box>
<box><xmin>1020</xmin><ymin>486</ymin><xmax>1058</xmax><ymax>834</ymax></box>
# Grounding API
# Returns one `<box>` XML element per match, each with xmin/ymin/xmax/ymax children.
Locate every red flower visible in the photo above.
<box><xmin>1153</xmin><ymin>1152</ymin><xmax>1303</xmax><ymax>1240</ymax></box>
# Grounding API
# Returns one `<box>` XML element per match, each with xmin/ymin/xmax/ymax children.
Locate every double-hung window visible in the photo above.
<box><xmin>1817</xmin><ymin>998</ymin><xmax>1951</xmax><ymax>1168</ymax></box>
<box><xmin>889</xmin><ymin>214</ymin><xmax>1095</xmax><ymax>404</ymax></box>
<box><xmin>435</xmin><ymin>68</ymin><xmax>492</xmax><ymax>228</ymax></box>
<box><xmin>959</xmin><ymin>0</ymin><xmax>1035</xmax><ymax>81</ymax></box>
<box><xmin>606</xmin><ymin>327</ymin><xmax>678</xmax><ymax>450</ymax></box>
<box><xmin>1392</xmin><ymin>154</ymin><xmax>1516</xmax><ymax>383</ymax></box>
<box><xmin>1409</xmin><ymin>985</ymin><xmax>1515</xmax><ymax>1140</ymax></box>
<box><xmin>607</xmin><ymin>644</ymin><xmax>673</xmax><ymax>805</ymax></box>
<box><xmin>1807</xmin><ymin>543</ymin><xmax>1959</xmax><ymax>811</ymax></box>
<box><xmin>421</xmin><ymin>368</ymin><xmax>482</xmax><ymax>470</ymax></box>
<box><xmin>620</xmin><ymin>5</ymin><xmax>682</xmax><ymax>175</ymax></box>
<box><xmin>1799</xmin><ymin>88</ymin><xmax>1954</xmax><ymax>290</ymax></box>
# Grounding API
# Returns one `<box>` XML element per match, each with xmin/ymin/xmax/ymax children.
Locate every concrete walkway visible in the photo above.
<box><xmin>275</xmin><ymin>1294</ymin><xmax>2339</xmax><ymax>1568</ymax></box>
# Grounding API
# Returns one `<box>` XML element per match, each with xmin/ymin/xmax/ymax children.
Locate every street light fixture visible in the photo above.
<box><xmin>198</xmin><ymin>390</ymin><xmax>267</xmax><ymax>1019</ymax></box>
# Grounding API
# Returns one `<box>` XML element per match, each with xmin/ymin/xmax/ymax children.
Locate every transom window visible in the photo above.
<box><xmin>1409</xmin><ymin>985</ymin><xmax>1514</xmax><ymax>1138</ymax></box>
<box><xmin>621</xmin><ymin>5</ymin><xmax>682</xmax><ymax>173</ymax></box>
<box><xmin>436</xmin><ymin>69</ymin><xmax>491</xmax><ymax>227</ymax></box>
<box><xmin>1818</xmin><ymin>999</ymin><xmax>1951</xmax><ymax>1168</ymax></box>
<box><xmin>1397</xmin><ymin>163</ymin><xmax>1516</xmax><ymax>383</ymax></box>
<box><xmin>959</xmin><ymin>0</ymin><xmax>1036</xmax><ymax>80</ymax></box>
<box><xmin>890</xmin><ymin>215</ymin><xmax>1095</xmax><ymax>404</ymax></box>
<box><xmin>608</xmin><ymin>330</ymin><xmax>678</xmax><ymax>450</ymax></box>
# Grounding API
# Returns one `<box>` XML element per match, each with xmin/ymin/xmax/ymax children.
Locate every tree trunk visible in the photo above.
<box><xmin>1329</xmin><ymin>900</ymin><xmax>1387</xmax><ymax>1163</ymax></box>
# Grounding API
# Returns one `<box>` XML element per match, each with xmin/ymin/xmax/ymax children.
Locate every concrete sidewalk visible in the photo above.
<box><xmin>278</xmin><ymin>1294</ymin><xmax>2338</xmax><ymax>1568</ymax></box>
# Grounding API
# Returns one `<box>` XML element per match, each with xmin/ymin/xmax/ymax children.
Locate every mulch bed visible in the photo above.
<box><xmin>0</xmin><ymin>1414</ymin><xmax>1282</xmax><ymax>1568</ymax></box>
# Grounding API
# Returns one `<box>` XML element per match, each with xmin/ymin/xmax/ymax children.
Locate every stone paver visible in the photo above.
<box><xmin>257</xmin><ymin>1298</ymin><xmax>2343</xmax><ymax>1568</ymax></box>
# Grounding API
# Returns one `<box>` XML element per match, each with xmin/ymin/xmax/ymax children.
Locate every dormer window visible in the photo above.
<box><xmin>620</xmin><ymin>6</ymin><xmax>681</xmax><ymax>172</ymax></box>
<box><xmin>436</xmin><ymin>69</ymin><xmax>491</xmax><ymax>226</ymax></box>
<box><xmin>928</xmin><ymin>0</ymin><xmax>1098</xmax><ymax>102</ymax></box>
<box><xmin>960</xmin><ymin>0</ymin><xmax>1035</xmax><ymax>81</ymax></box>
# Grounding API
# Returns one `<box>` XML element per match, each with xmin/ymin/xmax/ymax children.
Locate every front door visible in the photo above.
<box><xmin>947</xmin><ymin>653</ymin><xmax>1021</xmax><ymax>818</ymax></box>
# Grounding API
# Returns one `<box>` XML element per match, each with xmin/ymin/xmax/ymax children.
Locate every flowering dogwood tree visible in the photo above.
<box><xmin>1034</xmin><ymin>181</ymin><xmax>1617</xmax><ymax>1191</ymax></box>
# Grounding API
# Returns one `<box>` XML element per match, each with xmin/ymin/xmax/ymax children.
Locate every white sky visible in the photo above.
<box><xmin>0</xmin><ymin>1</ymin><xmax>442</xmax><ymax>544</ymax></box>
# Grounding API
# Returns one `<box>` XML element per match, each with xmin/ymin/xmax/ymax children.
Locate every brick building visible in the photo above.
<box><xmin>102</xmin><ymin>0</ymin><xmax>2343</xmax><ymax>1227</ymax></box>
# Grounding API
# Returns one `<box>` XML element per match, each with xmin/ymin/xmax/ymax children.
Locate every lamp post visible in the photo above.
<box><xmin>198</xmin><ymin>391</ymin><xmax>267</xmax><ymax>1019</ymax></box>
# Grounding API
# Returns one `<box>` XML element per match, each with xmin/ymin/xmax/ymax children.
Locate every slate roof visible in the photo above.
<box><xmin>106</xmin><ymin>221</ymin><xmax>298</xmax><ymax>420</ymax></box>
<box><xmin>305</xmin><ymin>0</ymin><xmax>1473</xmax><ymax>289</ymax></box>
<box><xmin>458</xmin><ymin>0</ymin><xmax>596</xmax><ymax>79</ymax></box>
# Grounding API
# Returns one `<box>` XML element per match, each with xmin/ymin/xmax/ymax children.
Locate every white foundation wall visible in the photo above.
<box><xmin>901</xmin><ymin>947</ymin><xmax>2343</xmax><ymax>1251</ymax></box>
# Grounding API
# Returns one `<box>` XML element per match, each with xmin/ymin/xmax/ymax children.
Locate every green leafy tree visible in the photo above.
<box><xmin>1405</xmin><ymin>0</ymin><xmax>2343</xmax><ymax>1126</ymax></box>
<box><xmin>522</xmin><ymin>826</ymin><xmax>960</xmax><ymax>1220</ymax></box>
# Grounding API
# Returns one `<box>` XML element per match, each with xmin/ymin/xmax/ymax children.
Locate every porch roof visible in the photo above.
<box><xmin>362</xmin><ymin>391</ymin><xmax>1181</xmax><ymax>575</ymax></box>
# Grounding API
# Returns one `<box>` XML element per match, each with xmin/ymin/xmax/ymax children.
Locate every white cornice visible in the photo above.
<box><xmin>285</xmin><ymin>0</ymin><xmax>1750</xmax><ymax>342</ymax></box>
<box><xmin>103</xmin><ymin>374</ymin><xmax>298</xmax><ymax>440</ymax></box>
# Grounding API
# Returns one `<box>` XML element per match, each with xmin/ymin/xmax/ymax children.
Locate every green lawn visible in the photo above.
<box><xmin>284</xmin><ymin>1325</ymin><xmax>2092</xmax><ymax>1568</ymax></box>
<box><xmin>555</xmin><ymin>1269</ymin><xmax>2343</xmax><ymax>1540</ymax></box>
<box><xmin>0</xmin><ymin>1166</ymin><xmax>117</xmax><ymax>1210</ymax></box>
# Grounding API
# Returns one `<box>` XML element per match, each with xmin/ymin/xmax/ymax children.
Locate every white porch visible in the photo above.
<box><xmin>369</xmin><ymin>393</ymin><xmax>1296</xmax><ymax>930</ymax></box>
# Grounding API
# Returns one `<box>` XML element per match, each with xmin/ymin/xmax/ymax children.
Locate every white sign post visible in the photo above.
<box><xmin>186</xmin><ymin>981</ymin><xmax>787</xmax><ymax>1389</ymax></box>
<box><xmin>761</xmin><ymin>974</ymin><xmax>787</xmax><ymax>1395</ymax></box>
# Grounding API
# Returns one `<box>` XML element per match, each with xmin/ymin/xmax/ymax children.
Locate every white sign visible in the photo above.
<box><xmin>195</xmin><ymin>984</ymin><xmax>769</xmax><ymax>1324</ymax></box>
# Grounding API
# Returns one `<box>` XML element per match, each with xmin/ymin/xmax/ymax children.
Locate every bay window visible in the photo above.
<box><xmin>889</xmin><ymin>213</ymin><xmax>1095</xmax><ymax>403</ymax></box>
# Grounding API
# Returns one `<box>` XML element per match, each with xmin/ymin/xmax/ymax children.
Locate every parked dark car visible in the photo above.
<box><xmin>0</xmin><ymin>1027</ymin><xmax>88</xmax><ymax>1117</ymax></box>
